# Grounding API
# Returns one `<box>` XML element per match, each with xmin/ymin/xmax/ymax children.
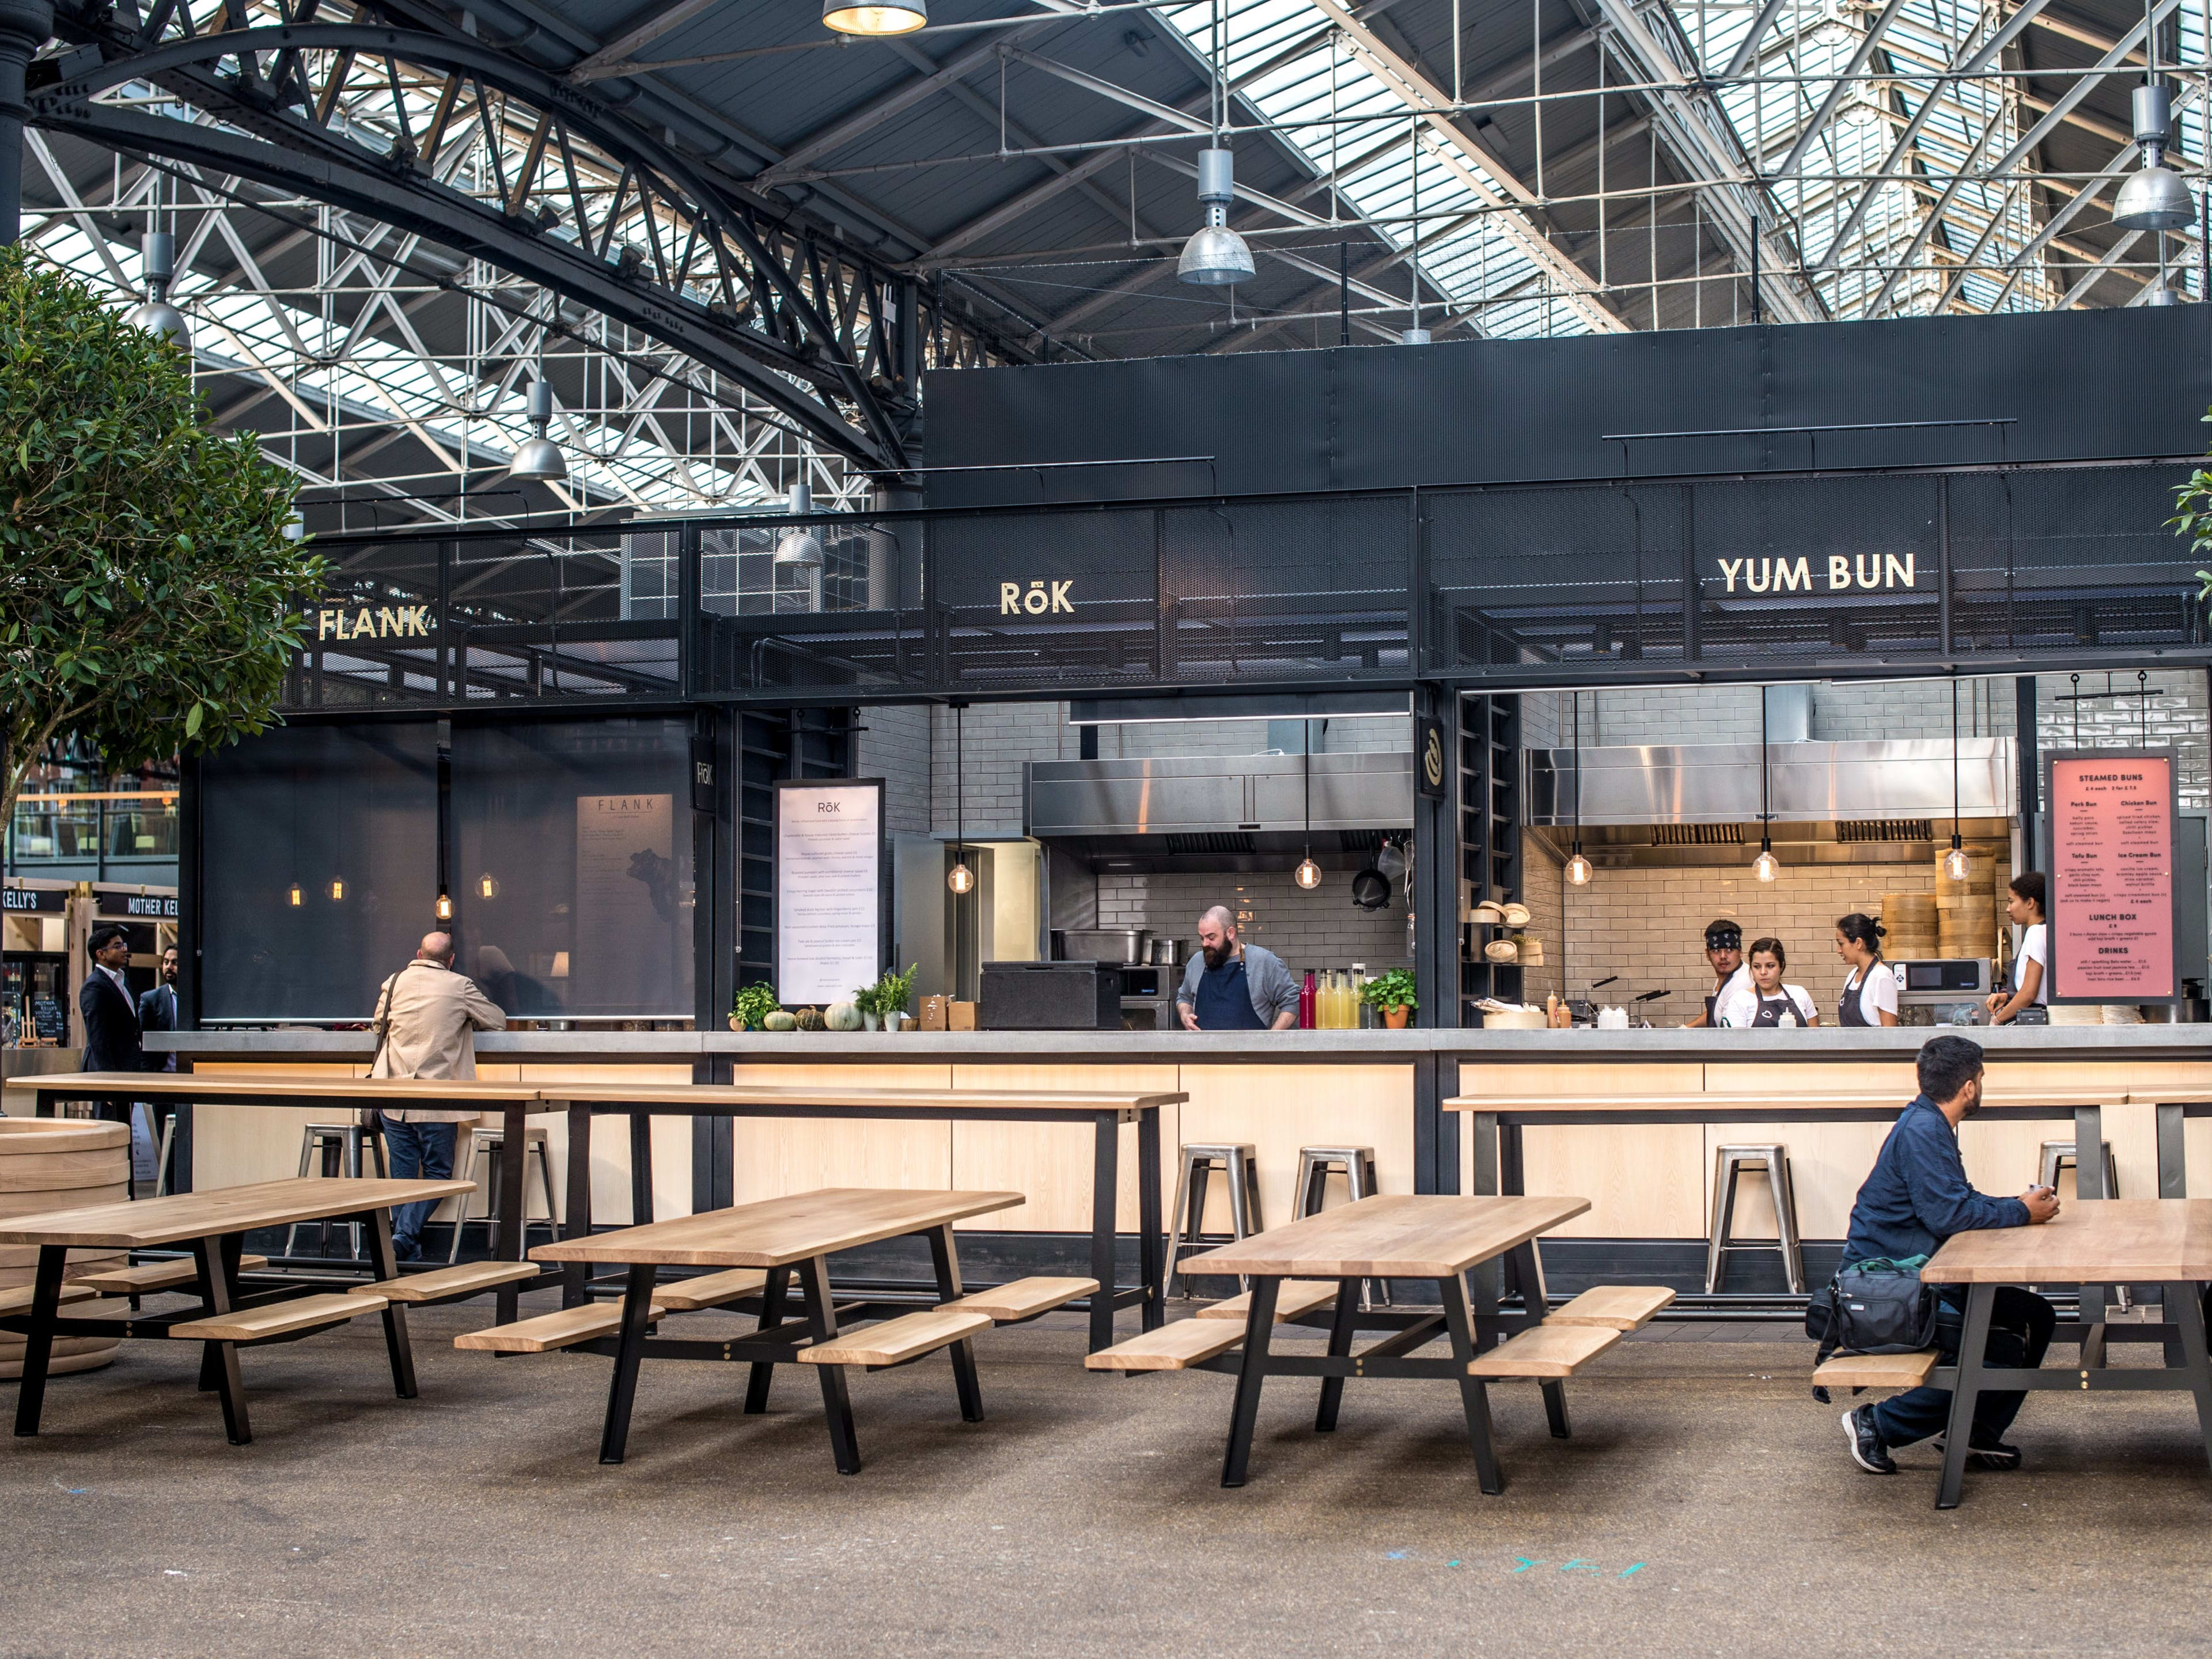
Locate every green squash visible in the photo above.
<box><xmin>794</xmin><ymin>1006</ymin><xmax>827</xmax><ymax>1032</ymax></box>
<box><xmin>825</xmin><ymin>1000</ymin><xmax>864</xmax><ymax>1033</ymax></box>
<box><xmin>762</xmin><ymin>1010</ymin><xmax>798</xmax><ymax>1032</ymax></box>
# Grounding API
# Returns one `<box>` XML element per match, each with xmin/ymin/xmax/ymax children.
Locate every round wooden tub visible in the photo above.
<box><xmin>0</xmin><ymin>1117</ymin><xmax>130</xmax><ymax>1378</ymax></box>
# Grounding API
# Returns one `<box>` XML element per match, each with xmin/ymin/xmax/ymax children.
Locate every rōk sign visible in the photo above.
<box><xmin>2047</xmin><ymin>751</ymin><xmax>2177</xmax><ymax>1003</ymax></box>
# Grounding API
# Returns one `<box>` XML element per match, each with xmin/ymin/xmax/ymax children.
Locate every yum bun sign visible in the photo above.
<box><xmin>1714</xmin><ymin>553</ymin><xmax>1918</xmax><ymax>594</ymax></box>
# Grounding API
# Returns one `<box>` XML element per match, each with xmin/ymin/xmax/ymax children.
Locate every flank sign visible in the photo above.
<box><xmin>1714</xmin><ymin>554</ymin><xmax>1918</xmax><ymax>594</ymax></box>
<box><xmin>310</xmin><ymin>604</ymin><xmax>434</xmax><ymax>642</ymax></box>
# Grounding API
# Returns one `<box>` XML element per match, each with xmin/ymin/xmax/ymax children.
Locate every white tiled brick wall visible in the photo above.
<box><xmin>1095</xmin><ymin>869</ymin><xmax>1409</xmax><ymax>972</ymax></box>
<box><xmin>2035</xmin><ymin>672</ymin><xmax>2209</xmax><ymax>813</ymax></box>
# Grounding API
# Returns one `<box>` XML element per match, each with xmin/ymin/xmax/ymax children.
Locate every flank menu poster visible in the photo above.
<box><xmin>576</xmin><ymin>793</ymin><xmax>679</xmax><ymax>1012</ymax></box>
<box><xmin>2047</xmin><ymin>752</ymin><xmax>2177</xmax><ymax>1003</ymax></box>
<box><xmin>775</xmin><ymin>781</ymin><xmax>883</xmax><ymax>1006</ymax></box>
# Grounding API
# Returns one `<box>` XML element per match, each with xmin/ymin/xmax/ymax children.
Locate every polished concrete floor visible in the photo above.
<box><xmin>6</xmin><ymin>1294</ymin><xmax>2211</xmax><ymax>1657</ymax></box>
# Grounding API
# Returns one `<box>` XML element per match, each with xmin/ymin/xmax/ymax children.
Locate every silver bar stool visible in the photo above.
<box><xmin>1293</xmin><ymin>1144</ymin><xmax>1391</xmax><ymax>1307</ymax></box>
<box><xmin>283</xmin><ymin>1118</ymin><xmax>388</xmax><ymax>1259</ymax></box>
<box><xmin>1165</xmin><ymin>1143</ymin><xmax>1262</xmax><ymax>1295</ymax></box>
<box><xmin>1705</xmin><ymin>1143</ymin><xmax>1805</xmax><ymax>1295</ymax></box>
<box><xmin>2038</xmin><ymin>1141</ymin><xmax>2129</xmax><ymax>1317</ymax></box>
<box><xmin>446</xmin><ymin>1125</ymin><xmax>562</xmax><ymax>1262</ymax></box>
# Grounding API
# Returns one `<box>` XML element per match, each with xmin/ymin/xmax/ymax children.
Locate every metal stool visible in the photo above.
<box><xmin>2039</xmin><ymin>1139</ymin><xmax>2128</xmax><ymax>1317</ymax></box>
<box><xmin>1293</xmin><ymin>1144</ymin><xmax>1390</xmax><ymax>1307</ymax></box>
<box><xmin>283</xmin><ymin>1118</ymin><xmax>388</xmax><ymax>1259</ymax></box>
<box><xmin>1706</xmin><ymin>1143</ymin><xmax>1805</xmax><ymax>1294</ymax></box>
<box><xmin>446</xmin><ymin>1125</ymin><xmax>562</xmax><ymax>1262</ymax></box>
<box><xmin>1165</xmin><ymin>1143</ymin><xmax>1262</xmax><ymax>1294</ymax></box>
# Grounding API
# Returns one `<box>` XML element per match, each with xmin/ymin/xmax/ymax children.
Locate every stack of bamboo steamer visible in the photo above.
<box><xmin>0</xmin><ymin>1117</ymin><xmax>129</xmax><ymax>1379</ymax></box>
<box><xmin>1880</xmin><ymin>892</ymin><xmax>1940</xmax><ymax>960</ymax></box>
<box><xmin>1936</xmin><ymin>846</ymin><xmax>2000</xmax><ymax>960</ymax></box>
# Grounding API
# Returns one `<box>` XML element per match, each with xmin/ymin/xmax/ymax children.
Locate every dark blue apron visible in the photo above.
<box><xmin>1193</xmin><ymin>958</ymin><xmax>1267</xmax><ymax>1030</ymax></box>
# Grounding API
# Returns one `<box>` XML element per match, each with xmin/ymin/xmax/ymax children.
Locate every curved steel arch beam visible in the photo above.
<box><xmin>31</xmin><ymin>21</ymin><xmax>906</xmax><ymax>470</ymax></box>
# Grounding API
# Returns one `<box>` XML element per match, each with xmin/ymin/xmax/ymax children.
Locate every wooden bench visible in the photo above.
<box><xmin>653</xmin><ymin>1267</ymin><xmax>770</xmax><ymax>1311</ymax></box>
<box><xmin>171</xmin><ymin>1292</ymin><xmax>388</xmax><ymax>1344</ymax></box>
<box><xmin>799</xmin><ymin>1309</ymin><xmax>991</xmax><ymax>1369</ymax></box>
<box><xmin>1198</xmin><ymin>1279</ymin><xmax>1340</xmax><ymax>1323</ymax></box>
<box><xmin>1465</xmin><ymin>1323</ymin><xmax>1622</xmax><ymax>1379</ymax></box>
<box><xmin>68</xmin><ymin>1255</ymin><xmax>271</xmax><ymax>1295</ymax></box>
<box><xmin>351</xmin><ymin>1261</ymin><xmax>541</xmax><ymax>1304</ymax></box>
<box><xmin>0</xmin><ymin>1282</ymin><xmax>97</xmax><ymax>1317</ymax></box>
<box><xmin>1545</xmin><ymin>1285</ymin><xmax>1676</xmax><ymax>1331</ymax></box>
<box><xmin>1812</xmin><ymin>1350</ymin><xmax>1941</xmax><ymax>1391</ymax></box>
<box><xmin>453</xmin><ymin>1301</ymin><xmax>664</xmax><ymax>1354</ymax></box>
<box><xmin>1085</xmin><ymin>1318</ymin><xmax>1245</xmax><ymax>1372</ymax></box>
<box><xmin>943</xmin><ymin>1275</ymin><xmax>1097</xmax><ymax>1323</ymax></box>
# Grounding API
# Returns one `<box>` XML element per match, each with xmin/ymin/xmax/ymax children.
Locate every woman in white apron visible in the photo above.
<box><xmin>1985</xmin><ymin>870</ymin><xmax>2049</xmax><ymax>1024</ymax></box>
<box><xmin>1833</xmin><ymin>911</ymin><xmax>1899</xmax><ymax>1027</ymax></box>
<box><xmin>1716</xmin><ymin>937</ymin><xmax>1820</xmax><ymax>1027</ymax></box>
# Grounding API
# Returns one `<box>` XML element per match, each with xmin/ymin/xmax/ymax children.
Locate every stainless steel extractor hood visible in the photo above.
<box><xmin>1526</xmin><ymin>737</ymin><xmax>2014</xmax><ymax>826</ymax></box>
<box><xmin>1028</xmin><ymin>752</ymin><xmax>1412</xmax><ymax>872</ymax></box>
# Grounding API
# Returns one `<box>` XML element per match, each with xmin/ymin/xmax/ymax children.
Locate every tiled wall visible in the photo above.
<box><xmin>2036</xmin><ymin>672</ymin><xmax>2209</xmax><ymax>813</ymax></box>
<box><xmin>857</xmin><ymin>702</ymin><xmax>932</xmax><ymax>836</ymax></box>
<box><xmin>1094</xmin><ymin>869</ymin><xmax>1410</xmax><ymax>974</ymax></box>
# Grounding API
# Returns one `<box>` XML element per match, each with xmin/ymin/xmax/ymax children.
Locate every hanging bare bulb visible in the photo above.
<box><xmin>478</xmin><ymin>873</ymin><xmax>500</xmax><ymax>900</ymax></box>
<box><xmin>1942</xmin><ymin>838</ymin><xmax>1969</xmax><ymax>881</ymax></box>
<box><xmin>328</xmin><ymin>877</ymin><xmax>347</xmax><ymax>902</ymax></box>
<box><xmin>1294</xmin><ymin>857</ymin><xmax>1323</xmax><ymax>891</ymax></box>
<box><xmin>1753</xmin><ymin>847</ymin><xmax>1781</xmax><ymax>883</ymax></box>
<box><xmin>947</xmin><ymin>861</ymin><xmax>975</xmax><ymax>896</ymax></box>
<box><xmin>1566</xmin><ymin>850</ymin><xmax>1594</xmax><ymax>887</ymax></box>
<box><xmin>435</xmin><ymin>889</ymin><xmax>454</xmax><ymax>922</ymax></box>
<box><xmin>288</xmin><ymin>882</ymin><xmax>304</xmax><ymax>907</ymax></box>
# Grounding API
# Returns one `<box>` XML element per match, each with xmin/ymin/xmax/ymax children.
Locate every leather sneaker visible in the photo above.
<box><xmin>1935</xmin><ymin>1436</ymin><xmax>2022</xmax><ymax>1471</ymax></box>
<box><xmin>1842</xmin><ymin>1406</ymin><xmax>1897</xmax><ymax>1475</ymax></box>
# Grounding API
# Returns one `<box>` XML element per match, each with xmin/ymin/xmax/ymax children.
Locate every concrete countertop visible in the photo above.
<box><xmin>141</xmin><ymin>1024</ymin><xmax>2212</xmax><ymax>1065</ymax></box>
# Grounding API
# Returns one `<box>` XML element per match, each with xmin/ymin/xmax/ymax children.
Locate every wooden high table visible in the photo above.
<box><xmin>530</xmin><ymin>1186</ymin><xmax>1024</xmax><ymax>1474</ymax></box>
<box><xmin>1178</xmin><ymin>1194</ymin><xmax>1590</xmax><ymax>1494</ymax></box>
<box><xmin>0</xmin><ymin>1175</ymin><xmax>471</xmax><ymax>1443</ymax></box>
<box><xmin>544</xmin><ymin>1082</ymin><xmax>1179</xmax><ymax>1353</ymax></box>
<box><xmin>1921</xmin><ymin>1199</ymin><xmax>2212</xmax><ymax>1510</ymax></box>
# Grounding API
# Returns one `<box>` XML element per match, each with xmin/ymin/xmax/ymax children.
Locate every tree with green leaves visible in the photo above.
<box><xmin>0</xmin><ymin>243</ymin><xmax>323</xmax><ymax>834</ymax></box>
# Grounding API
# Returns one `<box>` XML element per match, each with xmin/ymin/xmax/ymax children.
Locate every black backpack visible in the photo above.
<box><xmin>1806</xmin><ymin>1256</ymin><xmax>1940</xmax><ymax>1356</ymax></box>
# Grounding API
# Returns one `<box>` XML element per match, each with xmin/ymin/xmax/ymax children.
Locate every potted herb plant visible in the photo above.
<box><xmin>1361</xmin><ymin>968</ymin><xmax>1418</xmax><ymax>1029</ymax></box>
<box><xmin>730</xmin><ymin>982</ymin><xmax>780</xmax><ymax>1032</ymax></box>
<box><xmin>857</xmin><ymin>963</ymin><xmax>919</xmax><ymax>1031</ymax></box>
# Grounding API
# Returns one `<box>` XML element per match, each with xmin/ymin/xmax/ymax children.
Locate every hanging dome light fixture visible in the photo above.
<box><xmin>822</xmin><ymin>0</ymin><xmax>926</xmax><ymax>35</ymax></box>
<box><xmin>1179</xmin><ymin>147</ymin><xmax>1256</xmax><ymax>287</ymax></box>
<box><xmin>507</xmin><ymin>377</ymin><xmax>568</xmax><ymax>483</ymax></box>
<box><xmin>774</xmin><ymin>480</ymin><xmax>825</xmax><ymax>613</ymax></box>
<box><xmin>126</xmin><ymin>230</ymin><xmax>190</xmax><ymax>349</ymax></box>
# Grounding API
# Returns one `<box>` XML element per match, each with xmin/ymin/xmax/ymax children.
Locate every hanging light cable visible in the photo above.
<box><xmin>1752</xmin><ymin>687</ymin><xmax>1780</xmax><ymax>882</ymax></box>
<box><xmin>1945</xmin><ymin>678</ymin><xmax>1970</xmax><ymax>880</ymax></box>
<box><xmin>948</xmin><ymin>704</ymin><xmax>974</xmax><ymax>896</ymax></box>
<box><xmin>1565</xmin><ymin>691</ymin><xmax>1593</xmax><ymax>885</ymax></box>
<box><xmin>1295</xmin><ymin>717</ymin><xmax>1323</xmax><ymax>889</ymax></box>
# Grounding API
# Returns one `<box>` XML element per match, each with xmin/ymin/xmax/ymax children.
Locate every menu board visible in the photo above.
<box><xmin>2047</xmin><ymin>752</ymin><xmax>2177</xmax><ymax>1003</ymax></box>
<box><xmin>775</xmin><ymin>781</ymin><xmax>883</xmax><ymax>1006</ymax></box>
<box><xmin>575</xmin><ymin>793</ymin><xmax>679</xmax><ymax>1012</ymax></box>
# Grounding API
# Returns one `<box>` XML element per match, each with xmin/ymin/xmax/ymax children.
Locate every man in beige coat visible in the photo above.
<box><xmin>370</xmin><ymin>931</ymin><xmax>506</xmax><ymax>1259</ymax></box>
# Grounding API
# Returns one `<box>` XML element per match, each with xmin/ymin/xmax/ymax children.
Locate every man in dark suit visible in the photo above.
<box><xmin>138</xmin><ymin>946</ymin><xmax>180</xmax><ymax>1071</ymax></box>
<box><xmin>78</xmin><ymin>923</ymin><xmax>143</xmax><ymax>1125</ymax></box>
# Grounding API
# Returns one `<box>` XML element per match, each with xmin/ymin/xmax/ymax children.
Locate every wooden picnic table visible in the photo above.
<box><xmin>0</xmin><ymin>1175</ymin><xmax>471</xmax><ymax>1444</ymax></box>
<box><xmin>1173</xmin><ymin>1194</ymin><xmax>1589</xmax><ymax>1492</ymax></box>
<box><xmin>1920</xmin><ymin>1199</ymin><xmax>2212</xmax><ymax>1510</ymax></box>
<box><xmin>543</xmin><ymin>1082</ymin><xmax>1178</xmax><ymax>1353</ymax></box>
<box><xmin>530</xmin><ymin>1186</ymin><xmax>1024</xmax><ymax>1474</ymax></box>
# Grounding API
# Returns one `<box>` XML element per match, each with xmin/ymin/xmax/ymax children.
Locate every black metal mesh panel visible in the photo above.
<box><xmin>699</xmin><ymin>518</ymin><xmax>924</xmax><ymax>695</ymax></box>
<box><xmin>200</xmin><ymin>722</ymin><xmax>438</xmax><ymax>1021</ymax></box>
<box><xmin>450</xmin><ymin>717</ymin><xmax>695</xmax><ymax>1018</ymax></box>
<box><xmin>930</xmin><ymin>508</ymin><xmax>1160</xmax><ymax>694</ymax></box>
<box><xmin>448</xmin><ymin>532</ymin><xmax>677</xmax><ymax>702</ymax></box>
<box><xmin>1426</xmin><ymin>483</ymin><xmax>1687</xmax><ymax>672</ymax></box>
<box><xmin>1948</xmin><ymin>465</ymin><xmax>2204</xmax><ymax>656</ymax></box>
<box><xmin>1687</xmin><ymin>474</ymin><xmax>1943</xmax><ymax>668</ymax></box>
<box><xmin>299</xmin><ymin>541</ymin><xmax>444</xmax><ymax>707</ymax></box>
<box><xmin>1160</xmin><ymin>495</ymin><xmax>1408</xmax><ymax>684</ymax></box>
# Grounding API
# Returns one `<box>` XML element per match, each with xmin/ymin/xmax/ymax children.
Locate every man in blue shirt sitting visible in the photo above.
<box><xmin>1839</xmin><ymin>1034</ymin><xmax>2060</xmax><ymax>1475</ymax></box>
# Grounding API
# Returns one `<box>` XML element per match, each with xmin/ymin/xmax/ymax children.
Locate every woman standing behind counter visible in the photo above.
<box><xmin>1985</xmin><ymin>871</ymin><xmax>2049</xmax><ymax>1025</ymax></box>
<box><xmin>1834</xmin><ymin>912</ymin><xmax>1900</xmax><ymax>1027</ymax></box>
<box><xmin>1716</xmin><ymin>937</ymin><xmax>1821</xmax><ymax>1027</ymax></box>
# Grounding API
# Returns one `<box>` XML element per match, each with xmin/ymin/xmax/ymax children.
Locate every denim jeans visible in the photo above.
<box><xmin>380</xmin><ymin>1118</ymin><xmax>458</xmax><ymax>1252</ymax></box>
<box><xmin>1870</xmin><ymin>1285</ymin><xmax>2056</xmax><ymax>1448</ymax></box>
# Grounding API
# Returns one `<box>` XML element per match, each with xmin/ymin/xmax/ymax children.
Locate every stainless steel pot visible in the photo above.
<box><xmin>1149</xmin><ymin>937</ymin><xmax>1183</xmax><ymax>966</ymax></box>
<box><xmin>1054</xmin><ymin>927</ymin><xmax>1149</xmax><ymax>964</ymax></box>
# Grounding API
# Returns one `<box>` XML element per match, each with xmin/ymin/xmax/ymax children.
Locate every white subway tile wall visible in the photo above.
<box><xmin>1094</xmin><ymin>869</ymin><xmax>1409</xmax><ymax>974</ymax></box>
<box><xmin>2036</xmin><ymin>673</ymin><xmax>2209</xmax><ymax>812</ymax></box>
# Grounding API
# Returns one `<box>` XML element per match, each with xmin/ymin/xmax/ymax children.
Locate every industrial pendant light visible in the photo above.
<box><xmin>478</xmin><ymin>873</ymin><xmax>500</xmax><ymax>900</ymax></box>
<box><xmin>507</xmin><ymin>377</ymin><xmax>568</xmax><ymax>483</ymax></box>
<box><xmin>1179</xmin><ymin>5</ymin><xmax>1253</xmax><ymax>289</ymax></box>
<box><xmin>1565</xmin><ymin>692</ymin><xmax>1593</xmax><ymax>885</ymax></box>
<box><xmin>821</xmin><ymin>0</ymin><xmax>925</xmax><ymax>35</ymax></box>
<box><xmin>1294</xmin><ymin>718</ymin><xmax>1323</xmax><ymax>889</ymax></box>
<box><xmin>434</xmin><ymin>888</ymin><xmax>454</xmax><ymax>922</ymax></box>
<box><xmin>774</xmin><ymin>480</ymin><xmax>825</xmax><ymax>612</ymax></box>
<box><xmin>1752</xmin><ymin>687</ymin><xmax>1780</xmax><ymax>882</ymax></box>
<box><xmin>2113</xmin><ymin>0</ymin><xmax>2194</xmax><ymax>237</ymax></box>
<box><xmin>328</xmin><ymin>876</ymin><xmax>347</xmax><ymax>902</ymax></box>
<box><xmin>1944</xmin><ymin>679</ymin><xmax>1970</xmax><ymax>881</ymax></box>
<box><xmin>948</xmin><ymin>703</ymin><xmax>974</xmax><ymax>896</ymax></box>
<box><xmin>126</xmin><ymin>230</ymin><xmax>190</xmax><ymax>348</ymax></box>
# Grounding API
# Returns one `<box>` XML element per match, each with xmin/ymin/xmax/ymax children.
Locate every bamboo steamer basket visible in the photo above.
<box><xmin>0</xmin><ymin>1119</ymin><xmax>128</xmax><ymax>1378</ymax></box>
<box><xmin>1880</xmin><ymin>893</ymin><xmax>1940</xmax><ymax>956</ymax></box>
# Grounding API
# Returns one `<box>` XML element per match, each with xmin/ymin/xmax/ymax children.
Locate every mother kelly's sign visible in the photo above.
<box><xmin>2047</xmin><ymin>751</ymin><xmax>2177</xmax><ymax>1003</ymax></box>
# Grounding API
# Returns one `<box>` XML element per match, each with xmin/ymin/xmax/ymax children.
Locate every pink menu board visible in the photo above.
<box><xmin>2048</xmin><ymin>753</ymin><xmax>2176</xmax><ymax>1002</ymax></box>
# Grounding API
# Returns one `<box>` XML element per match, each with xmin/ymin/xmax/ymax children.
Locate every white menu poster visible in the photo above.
<box><xmin>776</xmin><ymin>781</ymin><xmax>882</xmax><ymax>1005</ymax></box>
<box><xmin>576</xmin><ymin>793</ymin><xmax>677</xmax><ymax>1011</ymax></box>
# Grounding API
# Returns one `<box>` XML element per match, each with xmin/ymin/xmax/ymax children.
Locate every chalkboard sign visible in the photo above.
<box><xmin>31</xmin><ymin>997</ymin><xmax>67</xmax><ymax>1041</ymax></box>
